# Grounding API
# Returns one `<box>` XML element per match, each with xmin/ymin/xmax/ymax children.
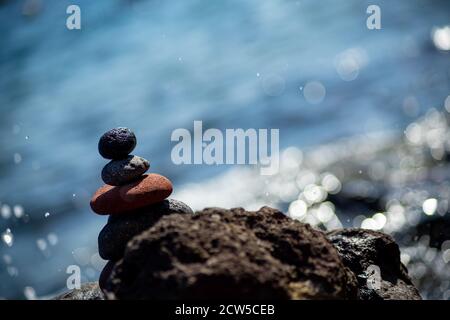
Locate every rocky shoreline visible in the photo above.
<box><xmin>168</xmin><ymin>109</ymin><xmax>450</xmax><ymax>300</ymax></box>
<box><xmin>56</xmin><ymin>206</ymin><xmax>421</xmax><ymax>300</ymax></box>
<box><xmin>58</xmin><ymin>111</ymin><xmax>450</xmax><ymax>300</ymax></box>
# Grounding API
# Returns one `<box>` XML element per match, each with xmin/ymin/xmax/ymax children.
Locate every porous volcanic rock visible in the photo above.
<box><xmin>103</xmin><ymin>207</ymin><xmax>358</xmax><ymax>300</ymax></box>
<box><xmin>54</xmin><ymin>282</ymin><xmax>104</xmax><ymax>300</ymax></box>
<box><xmin>327</xmin><ymin>228</ymin><xmax>421</xmax><ymax>300</ymax></box>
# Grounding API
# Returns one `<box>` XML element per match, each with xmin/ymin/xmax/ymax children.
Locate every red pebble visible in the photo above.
<box><xmin>90</xmin><ymin>174</ymin><xmax>173</xmax><ymax>215</ymax></box>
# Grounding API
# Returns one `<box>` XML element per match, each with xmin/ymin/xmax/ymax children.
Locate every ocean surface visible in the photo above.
<box><xmin>0</xmin><ymin>0</ymin><xmax>449</xmax><ymax>299</ymax></box>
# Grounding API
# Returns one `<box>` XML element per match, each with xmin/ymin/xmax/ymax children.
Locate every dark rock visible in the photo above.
<box><xmin>413</xmin><ymin>215</ymin><xmax>450</xmax><ymax>249</ymax></box>
<box><xmin>98</xmin><ymin>199</ymin><xmax>193</xmax><ymax>260</ymax></box>
<box><xmin>99</xmin><ymin>261</ymin><xmax>116</xmax><ymax>292</ymax></box>
<box><xmin>103</xmin><ymin>207</ymin><xmax>358</xmax><ymax>300</ymax></box>
<box><xmin>327</xmin><ymin>228</ymin><xmax>421</xmax><ymax>300</ymax></box>
<box><xmin>98</xmin><ymin>127</ymin><xmax>136</xmax><ymax>159</ymax></box>
<box><xmin>328</xmin><ymin>180</ymin><xmax>386</xmax><ymax>217</ymax></box>
<box><xmin>101</xmin><ymin>155</ymin><xmax>150</xmax><ymax>186</ymax></box>
<box><xmin>90</xmin><ymin>174</ymin><xmax>173</xmax><ymax>215</ymax></box>
<box><xmin>53</xmin><ymin>282</ymin><xmax>104</xmax><ymax>300</ymax></box>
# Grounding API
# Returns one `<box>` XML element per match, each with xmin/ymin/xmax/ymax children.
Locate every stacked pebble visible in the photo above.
<box><xmin>90</xmin><ymin>127</ymin><xmax>193</xmax><ymax>291</ymax></box>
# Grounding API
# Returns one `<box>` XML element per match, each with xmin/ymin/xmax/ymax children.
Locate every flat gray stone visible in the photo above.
<box><xmin>101</xmin><ymin>155</ymin><xmax>149</xmax><ymax>186</ymax></box>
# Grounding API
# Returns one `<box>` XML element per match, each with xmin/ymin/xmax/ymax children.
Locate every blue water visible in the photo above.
<box><xmin>0</xmin><ymin>0</ymin><xmax>449</xmax><ymax>299</ymax></box>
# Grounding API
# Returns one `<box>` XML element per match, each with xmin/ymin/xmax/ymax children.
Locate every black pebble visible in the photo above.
<box><xmin>98</xmin><ymin>127</ymin><xmax>137</xmax><ymax>159</ymax></box>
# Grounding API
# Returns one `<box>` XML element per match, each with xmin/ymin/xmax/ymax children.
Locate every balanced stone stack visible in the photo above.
<box><xmin>89</xmin><ymin>127</ymin><xmax>193</xmax><ymax>292</ymax></box>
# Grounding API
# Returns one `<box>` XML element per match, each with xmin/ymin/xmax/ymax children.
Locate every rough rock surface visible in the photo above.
<box><xmin>90</xmin><ymin>173</ymin><xmax>173</xmax><ymax>215</ymax></box>
<box><xmin>98</xmin><ymin>199</ymin><xmax>193</xmax><ymax>260</ymax></box>
<box><xmin>327</xmin><ymin>229</ymin><xmax>421</xmax><ymax>300</ymax></box>
<box><xmin>101</xmin><ymin>155</ymin><xmax>150</xmax><ymax>186</ymax></box>
<box><xmin>102</xmin><ymin>207</ymin><xmax>358</xmax><ymax>300</ymax></box>
<box><xmin>54</xmin><ymin>282</ymin><xmax>104</xmax><ymax>300</ymax></box>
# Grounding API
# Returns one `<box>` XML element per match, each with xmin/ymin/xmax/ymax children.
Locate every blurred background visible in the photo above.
<box><xmin>0</xmin><ymin>0</ymin><xmax>449</xmax><ymax>299</ymax></box>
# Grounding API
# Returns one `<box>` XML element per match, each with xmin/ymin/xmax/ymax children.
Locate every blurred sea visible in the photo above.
<box><xmin>0</xmin><ymin>0</ymin><xmax>449</xmax><ymax>299</ymax></box>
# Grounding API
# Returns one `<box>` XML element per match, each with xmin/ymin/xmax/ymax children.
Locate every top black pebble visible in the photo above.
<box><xmin>98</xmin><ymin>127</ymin><xmax>137</xmax><ymax>159</ymax></box>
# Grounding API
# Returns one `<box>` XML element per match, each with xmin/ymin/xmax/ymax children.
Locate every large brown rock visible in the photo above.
<box><xmin>327</xmin><ymin>229</ymin><xmax>421</xmax><ymax>300</ymax></box>
<box><xmin>102</xmin><ymin>207</ymin><xmax>358</xmax><ymax>300</ymax></box>
<box><xmin>90</xmin><ymin>173</ymin><xmax>173</xmax><ymax>215</ymax></box>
